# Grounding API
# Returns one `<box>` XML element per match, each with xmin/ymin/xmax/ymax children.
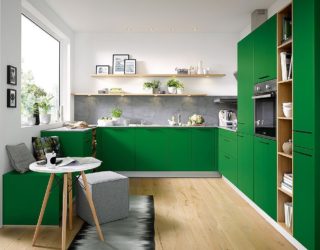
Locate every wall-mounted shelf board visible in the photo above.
<box><xmin>278</xmin><ymin>39</ymin><xmax>292</xmax><ymax>49</ymax></box>
<box><xmin>91</xmin><ymin>73</ymin><xmax>226</xmax><ymax>78</ymax></box>
<box><xmin>278</xmin><ymin>187</ymin><xmax>293</xmax><ymax>197</ymax></box>
<box><xmin>278</xmin><ymin>116</ymin><xmax>293</xmax><ymax>120</ymax></box>
<box><xmin>72</xmin><ymin>93</ymin><xmax>207</xmax><ymax>97</ymax></box>
<box><xmin>278</xmin><ymin>79</ymin><xmax>292</xmax><ymax>84</ymax></box>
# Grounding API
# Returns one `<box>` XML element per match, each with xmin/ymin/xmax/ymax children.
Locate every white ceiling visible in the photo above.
<box><xmin>44</xmin><ymin>0</ymin><xmax>276</xmax><ymax>33</ymax></box>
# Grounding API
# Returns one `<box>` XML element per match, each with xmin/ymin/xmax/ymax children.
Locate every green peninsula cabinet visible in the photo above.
<box><xmin>254</xmin><ymin>136</ymin><xmax>276</xmax><ymax>220</ymax></box>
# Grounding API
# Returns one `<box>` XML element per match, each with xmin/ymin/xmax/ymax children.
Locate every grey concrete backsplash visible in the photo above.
<box><xmin>74</xmin><ymin>96</ymin><xmax>237</xmax><ymax>125</ymax></box>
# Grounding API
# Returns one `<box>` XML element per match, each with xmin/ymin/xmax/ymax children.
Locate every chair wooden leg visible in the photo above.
<box><xmin>81</xmin><ymin>171</ymin><xmax>105</xmax><ymax>241</ymax></box>
<box><xmin>62</xmin><ymin>174</ymin><xmax>68</xmax><ymax>250</ymax></box>
<box><xmin>68</xmin><ymin>173</ymin><xmax>73</xmax><ymax>230</ymax></box>
<box><xmin>32</xmin><ymin>173</ymin><xmax>55</xmax><ymax>246</ymax></box>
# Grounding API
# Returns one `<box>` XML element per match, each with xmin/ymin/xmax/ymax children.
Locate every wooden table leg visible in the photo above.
<box><xmin>32</xmin><ymin>173</ymin><xmax>55</xmax><ymax>246</ymax></box>
<box><xmin>81</xmin><ymin>171</ymin><xmax>105</xmax><ymax>241</ymax></box>
<box><xmin>62</xmin><ymin>174</ymin><xmax>68</xmax><ymax>250</ymax></box>
<box><xmin>68</xmin><ymin>173</ymin><xmax>73</xmax><ymax>230</ymax></box>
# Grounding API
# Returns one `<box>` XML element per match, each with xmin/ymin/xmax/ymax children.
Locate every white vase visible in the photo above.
<box><xmin>144</xmin><ymin>88</ymin><xmax>153</xmax><ymax>94</ymax></box>
<box><xmin>177</xmin><ymin>88</ymin><xmax>184</xmax><ymax>94</ymax></box>
<box><xmin>168</xmin><ymin>87</ymin><xmax>177</xmax><ymax>94</ymax></box>
<box><xmin>40</xmin><ymin>114</ymin><xmax>51</xmax><ymax>124</ymax></box>
<box><xmin>282</xmin><ymin>139</ymin><xmax>293</xmax><ymax>155</ymax></box>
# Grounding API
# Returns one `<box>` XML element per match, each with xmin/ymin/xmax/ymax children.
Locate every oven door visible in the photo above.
<box><xmin>253</xmin><ymin>93</ymin><xmax>276</xmax><ymax>138</ymax></box>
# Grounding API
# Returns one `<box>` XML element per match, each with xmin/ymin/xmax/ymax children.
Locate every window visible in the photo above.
<box><xmin>21</xmin><ymin>14</ymin><xmax>60</xmax><ymax>125</ymax></box>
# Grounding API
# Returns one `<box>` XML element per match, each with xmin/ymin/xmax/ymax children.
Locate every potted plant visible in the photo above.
<box><xmin>111</xmin><ymin>107</ymin><xmax>123</xmax><ymax>121</ymax></box>
<box><xmin>177</xmin><ymin>82</ymin><xmax>184</xmax><ymax>94</ymax></box>
<box><xmin>143</xmin><ymin>80</ymin><xmax>160</xmax><ymax>94</ymax></box>
<box><xmin>39</xmin><ymin>95</ymin><xmax>53</xmax><ymax>124</ymax></box>
<box><xmin>166</xmin><ymin>79</ymin><xmax>181</xmax><ymax>94</ymax></box>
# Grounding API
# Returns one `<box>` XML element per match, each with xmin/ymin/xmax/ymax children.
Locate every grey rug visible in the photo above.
<box><xmin>70</xmin><ymin>196</ymin><xmax>155</xmax><ymax>250</ymax></box>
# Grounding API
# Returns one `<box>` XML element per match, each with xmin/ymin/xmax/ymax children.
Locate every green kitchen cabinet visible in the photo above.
<box><xmin>237</xmin><ymin>133</ymin><xmax>254</xmax><ymax>200</ymax></box>
<box><xmin>237</xmin><ymin>33</ymin><xmax>254</xmax><ymax>135</ymax></box>
<box><xmin>254</xmin><ymin>136</ymin><xmax>276</xmax><ymax>220</ymax></box>
<box><xmin>253</xmin><ymin>15</ymin><xmax>277</xmax><ymax>83</ymax></box>
<box><xmin>166</xmin><ymin>128</ymin><xmax>193</xmax><ymax>170</ymax></box>
<box><xmin>3</xmin><ymin>171</ymin><xmax>62</xmax><ymax>225</ymax></box>
<box><xmin>135</xmin><ymin>128</ymin><xmax>168</xmax><ymax>171</ymax></box>
<box><xmin>41</xmin><ymin>128</ymin><xmax>92</xmax><ymax>157</ymax></box>
<box><xmin>96</xmin><ymin>127</ymin><xmax>135</xmax><ymax>171</ymax></box>
<box><xmin>191</xmin><ymin>128</ymin><xmax>215</xmax><ymax>171</ymax></box>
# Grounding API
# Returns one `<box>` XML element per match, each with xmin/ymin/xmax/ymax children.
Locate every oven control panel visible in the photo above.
<box><xmin>254</xmin><ymin>80</ymin><xmax>277</xmax><ymax>95</ymax></box>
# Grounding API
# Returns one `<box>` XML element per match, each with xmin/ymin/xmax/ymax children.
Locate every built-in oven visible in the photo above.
<box><xmin>252</xmin><ymin>80</ymin><xmax>277</xmax><ymax>139</ymax></box>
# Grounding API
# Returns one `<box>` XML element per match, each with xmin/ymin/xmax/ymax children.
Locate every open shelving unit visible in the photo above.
<box><xmin>90</xmin><ymin>73</ymin><xmax>226</xmax><ymax>78</ymax></box>
<box><xmin>72</xmin><ymin>93</ymin><xmax>207</xmax><ymax>97</ymax></box>
<box><xmin>276</xmin><ymin>2</ymin><xmax>293</xmax><ymax>234</ymax></box>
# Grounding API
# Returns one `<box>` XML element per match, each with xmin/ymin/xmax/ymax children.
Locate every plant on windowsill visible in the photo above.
<box><xmin>166</xmin><ymin>79</ymin><xmax>182</xmax><ymax>94</ymax></box>
<box><xmin>39</xmin><ymin>95</ymin><xmax>53</xmax><ymax>124</ymax></box>
<box><xmin>143</xmin><ymin>80</ymin><xmax>161</xmax><ymax>94</ymax></box>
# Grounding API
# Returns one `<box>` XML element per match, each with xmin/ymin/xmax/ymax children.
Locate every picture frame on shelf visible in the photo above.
<box><xmin>112</xmin><ymin>54</ymin><xmax>129</xmax><ymax>74</ymax></box>
<box><xmin>7</xmin><ymin>89</ymin><xmax>17</xmax><ymax>108</ymax></box>
<box><xmin>96</xmin><ymin>65</ymin><xmax>110</xmax><ymax>75</ymax></box>
<box><xmin>7</xmin><ymin>65</ymin><xmax>17</xmax><ymax>85</ymax></box>
<box><xmin>124</xmin><ymin>59</ymin><xmax>136</xmax><ymax>74</ymax></box>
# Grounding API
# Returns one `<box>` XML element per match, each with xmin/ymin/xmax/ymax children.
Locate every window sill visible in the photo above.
<box><xmin>21</xmin><ymin>122</ymin><xmax>63</xmax><ymax>129</ymax></box>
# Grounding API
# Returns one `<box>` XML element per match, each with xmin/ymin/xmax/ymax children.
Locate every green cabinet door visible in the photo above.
<box><xmin>191</xmin><ymin>128</ymin><xmax>214</xmax><ymax>171</ymax></box>
<box><xmin>293</xmin><ymin>148</ymin><xmax>316</xmax><ymax>250</ymax></box>
<box><xmin>166</xmin><ymin>128</ymin><xmax>192</xmax><ymax>171</ymax></box>
<box><xmin>253</xmin><ymin>15</ymin><xmax>277</xmax><ymax>83</ymax></box>
<box><xmin>237</xmin><ymin>33</ymin><xmax>254</xmax><ymax>135</ymax></box>
<box><xmin>254</xmin><ymin>136</ymin><xmax>276</xmax><ymax>220</ymax></box>
<box><xmin>237</xmin><ymin>133</ymin><xmax>254</xmax><ymax>199</ymax></box>
<box><xmin>136</xmin><ymin>128</ymin><xmax>168</xmax><ymax>171</ymax></box>
<box><xmin>96</xmin><ymin>128</ymin><xmax>135</xmax><ymax>171</ymax></box>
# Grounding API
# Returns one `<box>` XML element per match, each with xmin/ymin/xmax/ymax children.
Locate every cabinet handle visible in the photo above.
<box><xmin>238</xmin><ymin>135</ymin><xmax>244</xmax><ymax>138</ymax></box>
<box><xmin>258</xmin><ymin>140</ymin><xmax>269</xmax><ymax>145</ymax></box>
<box><xmin>224</xmin><ymin>138</ymin><xmax>231</xmax><ymax>142</ymax></box>
<box><xmin>258</xmin><ymin>75</ymin><xmax>270</xmax><ymax>80</ymax></box>
<box><xmin>294</xmin><ymin>130</ymin><xmax>312</xmax><ymax>134</ymax></box>
<box><xmin>224</xmin><ymin>155</ymin><xmax>231</xmax><ymax>159</ymax></box>
<box><xmin>238</xmin><ymin>122</ymin><xmax>245</xmax><ymax>125</ymax></box>
<box><xmin>294</xmin><ymin>150</ymin><xmax>313</xmax><ymax>157</ymax></box>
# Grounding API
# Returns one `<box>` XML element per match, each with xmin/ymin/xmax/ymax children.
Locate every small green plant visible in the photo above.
<box><xmin>21</xmin><ymin>83</ymin><xmax>48</xmax><ymax>116</ymax></box>
<box><xmin>167</xmin><ymin>79</ymin><xmax>181</xmax><ymax>88</ymax></box>
<box><xmin>112</xmin><ymin>107</ymin><xmax>122</xmax><ymax>118</ymax></box>
<box><xmin>176</xmin><ymin>81</ymin><xmax>184</xmax><ymax>89</ymax></box>
<box><xmin>39</xmin><ymin>95</ymin><xmax>53</xmax><ymax>114</ymax></box>
<box><xmin>143</xmin><ymin>80</ymin><xmax>161</xmax><ymax>89</ymax></box>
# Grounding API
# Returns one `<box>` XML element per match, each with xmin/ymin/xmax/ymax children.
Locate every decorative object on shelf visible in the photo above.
<box><xmin>7</xmin><ymin>89</ymin><xmax>17</xmax><ymax>108</ymax></box>
<box><xmin>7</xmin><ymin>65</ymin><xmax>17</xmax><ymax>85</ymax></box>
<box><xmin>97</xmin><ymin>117</ymin><xmax>114</xmax><ymax>126</ymax></box>
<box><xmin>124</xmin><ymin>59</ymin><xmax>136</xmax><ymax>74</ymax></box>
<box><xmin>188</xmin><ymin>114</ymin><xmax>205</xmax><ymax>126</ymax></box>
<box><xmin>98</xmin><ymin>90</ymin><xmax>106</xmax><ymax>94</ymax></box>
<box><xmin>143</xmin><ymin>80</ymin><xmax>160</xmax><ymax>94</ymax></box>
<box><xmin>39</xmin><ymin>95</ymin><xmax>53</xmax><ymax>124</ymax></box>
<box><xmin>112</xmin><ymin>54</ymin><xmax>129</xmax><ymax>74</ymax></box>
<box><xmin>203</xmin><ymin>68</ymin><xmax>210</xmax><ymax>74</ymax></box>
<box><xmin>168</xmin><ymin>116</ymin><xmax>177</xmax><ymax>126</ymax></box>
<box><xmin>282</xmin><ymin>139</ymin><xmax>292</xmax><ymax>155</ymax></box>
<box><xmin>176</xmin><ymin>82</ymin><xmax>184</xmax><ymax>94</ymax></box>
<box><xmin>282</xmin><ymin>16</ymin><xmax>292</xmax><ymax>42</ymax></box>
<box><xmin>188</xmin><ymin>66</ymin><xmax>196</xmax><ymax>75</ymax></box>
<box><xmin>280</xmin><ymin>52</ymin><xmax>292</xmax><ymax>81</ymax></box>
<box><xmin>111</xmin><ymin>107</ymin><xmax>123</xmax><ymax>121</ymax></box>
<box><xmin>109</xmin><ymin>88</ymin><xmax>124</xmax><ymax>94</ymax></box>
<box><xmin>197</xmin><ymin>61</ymin><xmax>203</xmax><ymax>74</ymax></box>
<box><xmin>167</xmin><ymin>79</ymin><xmax>182</xmax><ymax>94</ymax></box>
<box><xmin>282</xmin><ymin>102</ymin><xmax>292</xmax><ymax>118</ymax></box>
<box><xmin>284</xmin><ymin>202</ymin><xmax>293</xmax><ymax>228</ymax></box>
<box><xmin>96</xmin><ymin>65</ymin><xmax>110</xmax><ymax>75</ymax></box>
<box><xmin>175</xmin><ymin>68</ymin><xmax>188</xmax><ymax>74</ymax></box>
<box><xmin>45</xmin><ymin>151</ymin><xmax>57</xmax><ymax>169</ymax></box>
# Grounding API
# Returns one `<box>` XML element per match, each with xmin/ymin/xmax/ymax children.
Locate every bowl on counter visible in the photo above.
<box><xmin>97</xmin><ymin>119</ymin><xmax>114</xmax><ymax>126</ymax></box>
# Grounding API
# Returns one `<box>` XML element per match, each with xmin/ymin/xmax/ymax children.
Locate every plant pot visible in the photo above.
<box><xmin>40</xmin><ymin>114</ymin><xmax>51</xmax><ymax>124</ymax></box>
<box><xmin>144</xmin><ymin>88</ymin><xmax>154</xmax><ymax>94</ymax></box>
<box><xmin>177</xmin><ymin>88</ymin><xmax>184</xmax><ymax>94</ymax></box>
<box><xmin>26</xmin><ymin>116</ymin><xmax>36</xmax><ymax>126</ymax></box>
<box><xmin>168</xmin><ymin>87</ymin><xmax>177</xmax><ymax>94</ymax></box>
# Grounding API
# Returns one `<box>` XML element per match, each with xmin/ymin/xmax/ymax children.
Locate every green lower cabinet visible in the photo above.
<box><xmin>191</xmin><ymin>128</ymin><xmax>215</xmax><ymax>171</ymax></box>
<box><xmin>237</xmin><ymin>133</ymin><xmax>254</xmax><ymax>200</ymax></box>
<box><xmin>135</xmin><ymin>128</ymin><xmax>168</xmax><ymax>171</ymax></box>
<box><xmin>253</xmin><ymin>136</ymin><xmax>276</xmax><ymax>220</ymax></box>
<box><xmin>96</xmin><ymin>128</ymin><xmax>135</xmax><ymax>171</ymax></box>
<box><xmin>3</xmin><ymin>171</ymin><xmax>62</xmax><ymax>225</ymax></box>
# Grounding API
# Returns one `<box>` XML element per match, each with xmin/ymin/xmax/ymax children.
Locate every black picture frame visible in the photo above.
<box><xmin>124</xmin><ymin>59</ymin><xmax>136</xmax><ymax>74</ymax></box>
<box><xmin>96</xmin><ymin>65</ymin><xmax>110</xmax><ymax>75</ymax></box>
<box><xmin>112</xmin><ymin>54</ymin><xmax>129</xmax><ymax>74</ymax></box>
<box><xmin>7</xmin><ymin>89</ymin><xmax>17</xmax><ymax>108</ymax></box>
<box><xmin>7</xmin><ymin>65</ymin><xmax>17</xmax><ymax>85</ymax></box>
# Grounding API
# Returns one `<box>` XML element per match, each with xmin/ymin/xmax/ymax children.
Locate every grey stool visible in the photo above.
<box><xmin>76</xmin><ymin>171</ymin><xmax>129</xmax><ymax>225</ymax></box>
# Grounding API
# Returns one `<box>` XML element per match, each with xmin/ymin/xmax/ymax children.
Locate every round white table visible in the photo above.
<box><xmin>29</xmin><ymin>158</ymin><xmax>104</xmax><ymax>250</ymax></box>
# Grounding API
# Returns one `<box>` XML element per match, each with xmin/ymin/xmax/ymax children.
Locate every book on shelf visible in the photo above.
<box><xmin>287</xmin><ymin>55</ymin><xmax>293</xmax><ymax>80</ymax></box>
<box><xmin>284</xmin><ymin>202</ymin><xmax>293</xmax><ymax>229</ymax></box>
<box><xmin>280</xmin><ymin>52</ymin><xmax>292</xmax><ymax>81</ymax></box>
<box><xmin>281</xmin><ymin>182</ymin><xmax>293</xmax><ymax>194</ymax></box>
<box><xmin>283</xmin><ymin>173</ymin><xmax>293</xmax><ymax>186</ymax></box>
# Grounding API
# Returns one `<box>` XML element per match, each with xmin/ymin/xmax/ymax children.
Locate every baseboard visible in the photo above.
<box><xmin>115</xmin><ymin>171</ymin><xmax>221</xmax><ymax>178</ymax></box>
<box><xmin>222</xmin><ymin>176</ymin><xmax>306</xmax><ymax>250</ymax></box>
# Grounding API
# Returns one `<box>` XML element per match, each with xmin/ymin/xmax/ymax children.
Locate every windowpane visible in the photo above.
<box><xmin>21</xmin><ymin>15</ymin><xmax>60</xmax><ymax>125</ymax></box>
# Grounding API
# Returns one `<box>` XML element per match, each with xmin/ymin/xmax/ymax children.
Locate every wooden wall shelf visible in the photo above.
<box><xmin>91</xmin><ymin>73</ymin><xmax>226</xmax><ymax>78</ymax></box>
<box><xmin>72</xmin><ymin>93</ymin><xmax>207</xmax><ymax>97</ymax></box>
<box><xmin>278</xmin><ymin>187</ymin><xmax>293</xmax><ymax>197</ymax></box>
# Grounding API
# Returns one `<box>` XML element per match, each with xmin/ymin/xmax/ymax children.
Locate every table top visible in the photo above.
<box><xmin>29</xmin><ymin>157</ymin><xmax>101</xmax><ymax>173</ymax></box>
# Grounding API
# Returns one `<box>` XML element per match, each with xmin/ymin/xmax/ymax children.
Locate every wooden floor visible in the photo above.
<box><xmin>0</xmin><ymin>178</ymin><xmax>295</xmax><ymax>250</ymax></box>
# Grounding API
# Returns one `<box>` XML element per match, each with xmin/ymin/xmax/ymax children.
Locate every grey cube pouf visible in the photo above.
<box><xmin>76</xmin><ymin>171</ymin><xmax>129</xmax><ymax>226</ymax></box>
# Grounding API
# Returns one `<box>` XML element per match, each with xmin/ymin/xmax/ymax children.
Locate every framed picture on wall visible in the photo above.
<box><xmin>96</xmin><ymin>65</ymin><xmax>110</xmax><ymax>75</ymax></box>
<box><xmin>7</xmin><ymin>89</ymin><xmax>17</xmax><ymax>108</ymax></box>
<box><xmin>7</xmin><ymin>65</ymin><xmax>17</xmax><ymax>85</ymax></box>
<box><xmin>124</xmin><ymin>59</ymin><xmax>136</xmax><ymax>74</ymax></box>
<box><xmin>112</xmin><ymin>54</ymin><xmax>129</xmax><ymax>74</ymax></box>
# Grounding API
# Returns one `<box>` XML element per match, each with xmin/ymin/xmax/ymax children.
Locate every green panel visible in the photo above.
<box><xmin>253</xmin><ymin>15</ymin><xmax>277</xmax><ymax>83</ymax></box>
<box><xmin>3</xmin><ymin>171</ymin><xmax>62</xmax><ymax>225</ymax></box>
<box><xmin>253</xmin><ymin>136</ymin><xmax>276</xmax><ymax>220</ymax></box>
<box><xmin>237</xmin><ymin>33</ymin><xmax>254</xmax><ymax>135</ymax></box>
<box><xmin>41</xmin><ymin>130</ymin><xmax>92</xmax><ymax>157</ymax></box>
<box><xmin>166</xmin><ymin>128</ymin><xmax>192</xmax><ymax>171</ymax></box>
<box><xmin>96</xmin><ymin>128</ymin><xmax>135</xmax><ymax>171</ymax></box>
<box><xmin>135</xmin><ymin>128</ymin><xmax>167</xmax><ymax>171</ymax></box>
<box><xmin>237</xmin><ymin>133</ymin><xmax>254</xmax><ymax>199</ymax></box>
<box><xmin>191</xmin><ymin>128</ymin><xmax>214</xmax><ymax>171</ymax></box>
<box><xmin>293</xmin><ymin>131</ymin><xmax>314</xmax><ymax>151</ymax></box>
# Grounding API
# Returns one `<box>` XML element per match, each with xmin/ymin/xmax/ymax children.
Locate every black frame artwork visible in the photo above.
<box><xmin>7</xmin><ymin>89</ymin><xmax>17</xmax><ymax>108</ymax></box>
<box><xmin>7</xmin><ymin>65</ymin><xmax>17</xmax><ymax>85</ymax></box>
<box><xmin>112</xmin><ymin>54</ymin><xmax>129</xmax><ymax>74</ymax></box>
<box><xmin>124</xmin><ymin>59</ymin><xmax>136</xmax><ymax>74</ymax></box>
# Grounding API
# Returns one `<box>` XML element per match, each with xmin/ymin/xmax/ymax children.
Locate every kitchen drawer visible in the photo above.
<box><xmin>220</xmin><ymin>152</ymin><xmax>237</xmax><ymax>185</ymax></box>
<box><xmin>294</xmin><ymin>130</ymin><xmax>314</xmax><ymax>151</ymax></box>
<box><xmin>219</xmin><ymin>130</ymin><xmax>237</xmax><ymax>158</ymax></box>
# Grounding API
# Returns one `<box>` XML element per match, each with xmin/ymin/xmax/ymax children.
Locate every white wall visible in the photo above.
<box><xmin>73</xmin><ymin>32</ymin><xmax>238</xmax><ymax>96</ymax></box>
<box><xmin>0</xmin><ymin>0</ymin><xmax>74</xmax><ymax>227</ymax></box>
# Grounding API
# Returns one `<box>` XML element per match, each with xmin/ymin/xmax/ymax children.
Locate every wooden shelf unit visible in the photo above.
<box><xmin>72</xmin><ymin>93</ymin><xmax>207</xmax><ymax>97</ymax></box>
<box><xmin>91</xmin><ymin>73</ymin><xmax>226</xmax><ymax>78</ymax></box>
<box><xmin>276</xmin><ymin>2</ymin><xmax>293</xmax><ymax>235</ymax></box>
